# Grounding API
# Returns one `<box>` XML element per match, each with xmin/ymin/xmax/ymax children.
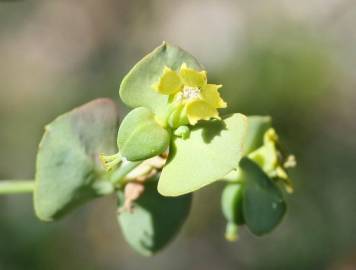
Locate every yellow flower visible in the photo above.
<box><xmin>153</xmin><ymin>63</ymin><xmax>227</xmax><ymax>126</ymax></box>
<box><xmin>248</xmin><ymin>128</ymin><xmax>296</xmax><ymax>193</ymax></box>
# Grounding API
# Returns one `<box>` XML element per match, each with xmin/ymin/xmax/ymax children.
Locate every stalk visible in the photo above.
<box><xmin>0</xmin><ymin>180</ymin><xmax>35</xmax><ymax>195</ymax></box>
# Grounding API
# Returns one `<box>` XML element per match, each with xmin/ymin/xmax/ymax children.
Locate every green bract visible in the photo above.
<box><xmin>119</xmin><ymin>42</ymin><xmax>203</xmax><ymax>119</ymax></box>
<box><xmin>117</xmin><ymin>180</ymin><xmax>192</xmax><ymax>256</ymax></box>
<box><xmin>240</xmin><ymin>158</ymin><xmax>286</xmax><ymax>236</ymax></box>
<box><xmin>34</xmin><ymin>99</ymin><xmax>119</xmax><ymax>221</ymax></box>
<box><xmin>158</xmin><ymin>113</ymin><xmax>247</xmax><ymax>196</ymax></box>
<box><xmin>117</xmin><ymin>107</ymin><xmax>170</xmax><ymax>161</ymax></box>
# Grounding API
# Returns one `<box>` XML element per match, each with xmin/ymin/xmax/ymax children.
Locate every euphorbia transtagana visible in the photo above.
<box><xmin>0</xmin><ymin>42</ymin><xmax>296</xmax><ymax>257</ymax></box>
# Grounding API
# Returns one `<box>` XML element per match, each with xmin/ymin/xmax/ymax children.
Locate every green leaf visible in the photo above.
<box><xmin>117</xmin><ymin>180</ymin><xmax>192</xmax><ymax>256</ymax></box>
<box><xmin>119</xmin><ymin>42</ymin><xmax>203</xmax><ymax>118</ymax></box>
<box><xmin>240</xmin><ymin>158</ymin><xmax>286</xmax><ymax>236</ymax></box>
<box><xmin>34</xmin><ymin>99</ymin><xmax>119</xmax><ymax>221</ymax></box>
<box><xmin>117</xmin><ymin>107</ymin><xmax>170</xmax><ymax>161</ymax></box>
<box><xmin>243</xmin><ymin>116</ymin><xmax>272</xmax><ymax>155</ymax></box>
<box><xmin>158</xmin><ymin>113</ymin><xmax>247</xmax><ymax>196</ymax></box>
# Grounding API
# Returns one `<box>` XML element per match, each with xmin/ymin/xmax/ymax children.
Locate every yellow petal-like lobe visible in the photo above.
<box><xmin>152</xmin><ymin>64</ymin><xmax>227</xmax><ymax>127</ymax></box>
<box><xmin>186</xmin><ymin>99</ymin><xmax>219</xmax><ymax>125</ymax></box>
<box><xmin>201</xmin><ymin>84</ymin><xmax>227</xmax><ymax>108</ymax></box>
<box><xmin>154</xmin><ymin>66</ymin><xmax>182</xmax><ymax>95</ymax></box>
<box><xmin>276</xmin><ymin>166</ymin><xmax>294</xmax><ymax>193</ymax></box>
<box><xmin>179</xmin><ymin>63</ymin><xmax>207</xmax><ymax>88</ymax></box>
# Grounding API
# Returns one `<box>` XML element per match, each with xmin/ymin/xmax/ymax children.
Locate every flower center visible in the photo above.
<box><xmin>177</xmin><ymin>86</ymin><xmax>201</xmax><ymax>102</ymax></box>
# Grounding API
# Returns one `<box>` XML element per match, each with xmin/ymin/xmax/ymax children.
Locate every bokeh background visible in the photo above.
<box><xmin>1</xmin><ymin>1</ymin><xmax>356</xmax><ymax>269</ymax></box>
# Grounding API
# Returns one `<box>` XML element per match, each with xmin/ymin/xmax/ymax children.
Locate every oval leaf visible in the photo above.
<box><xmin>117</xmin><ymin>107</ymin><xmax>170</xmax><ymax>161</ymax></box>
<box><xmin>117</xmin><ymin>180</ymin><xmax>192</xmax><ymax>256</ymax></box>
<box><xmin>34</xmin><ymin>99</ymin><xmax>119</xmax><ymax>221</ymax></box>
<box><xmin>119</xmin><ymin>42</ymin><xmax>203</xmax><ymax>118</ymax></box>
<box><xmin>240</xmin><ymin>158</ymin><xmax>286</xmax><ymax>236</ymax></box>
<box><xmin>158</xmin><ymin>113</ymin><xmax>247</xmax><ymax>196</ymax></box>
<box><xmin>243</xmin><ymin>116</ymin><xmax>272</xmax><ymax>155</ymax></box>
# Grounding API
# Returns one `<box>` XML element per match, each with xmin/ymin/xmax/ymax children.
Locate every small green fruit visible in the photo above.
<box><xmin>221</xmin><ymin>182</ymin><xmax>244</xmax><ymax>241</ymax></box>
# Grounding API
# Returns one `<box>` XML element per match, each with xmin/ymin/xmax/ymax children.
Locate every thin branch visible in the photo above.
<box><xmin>0</xmin><ymin>180</ymin><xmax>35</xmax><ymax>195</ymax></box>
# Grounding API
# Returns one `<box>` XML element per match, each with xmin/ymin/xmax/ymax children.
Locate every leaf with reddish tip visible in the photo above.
<box><xmin>34</xmin><ymin>99</ymin><xmax>119</xmax><ymax>221</ymax></box>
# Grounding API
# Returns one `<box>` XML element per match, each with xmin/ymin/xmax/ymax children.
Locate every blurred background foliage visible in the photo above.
<box><xmin>1</xmin><ymin>0</ymin><xmax>356</xmax><ymax>269</ymax></box>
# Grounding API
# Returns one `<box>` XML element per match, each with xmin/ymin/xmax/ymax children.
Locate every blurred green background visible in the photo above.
<box><xmin>1</xmin><ymin>1</ymin><xmax>356</xmax><ymax>269</ymax></box>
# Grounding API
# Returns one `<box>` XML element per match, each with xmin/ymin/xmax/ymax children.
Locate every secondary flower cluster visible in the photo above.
<box><xmin>248</xmin><ymin>128</ymin><xmax>296</xmax><ymax>193</ymax></box>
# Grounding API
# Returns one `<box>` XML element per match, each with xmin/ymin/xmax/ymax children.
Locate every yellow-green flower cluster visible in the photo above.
<box><xmin>153</xmin><ymin>63</ymin><xmax>227</xmax><ymax>127</ymax></box>
<box><xmin>248</xmin><ymin>128</ymin><xmax>296</xmax><ymax>193</ymax></box>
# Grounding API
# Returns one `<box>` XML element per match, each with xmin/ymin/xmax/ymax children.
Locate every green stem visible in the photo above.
<box><xmin>0</xmin><ymin>180</ymin><xmax>35</xmax><ymax>195</ymax></box>
<box><xmin>110</xmin><ymin>161</ymin><xmax>142</xmax><ymax>186</ymax></box>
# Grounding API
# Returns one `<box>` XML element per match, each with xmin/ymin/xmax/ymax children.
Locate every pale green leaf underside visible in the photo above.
<box><xmin>158</xmin><ymin>113</ymin><xmax>247</xmax><ymax>196</ymax></box>
<box><xmin>240</xmin><ymin>158</ymin><xmax>286</xmax><ymax>236</ymax></box>
<box><xmin>117</xmin><ymin>180</ymin><xmax>192</xmax><ymax>256</ymax></box>
<box><xmin>119</xmin><ymin>42</ymin><xmax>203</xmax><ymax>118</ymax></box>
<box><xmin>34</xmin><ymin>99</ymin><xmax>119</xmax><ymax>221</ymax></box>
